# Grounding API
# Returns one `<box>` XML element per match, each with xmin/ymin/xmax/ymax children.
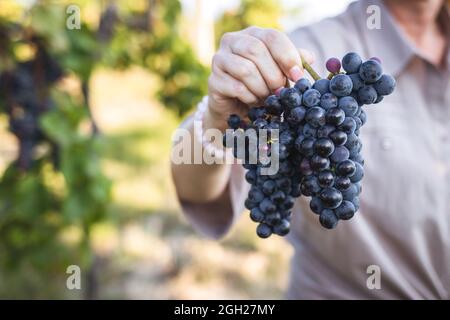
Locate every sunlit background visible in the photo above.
<box><xmin>0</xmin><ymin>0</ymin><xmax>353</xmax><ymax>299</ymax></box>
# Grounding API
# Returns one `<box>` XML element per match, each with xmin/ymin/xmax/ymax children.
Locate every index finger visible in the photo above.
<box><xmin>242</xmin><ymin>26</ymin><xmax>304</xmax><ymax>82</ymax></box>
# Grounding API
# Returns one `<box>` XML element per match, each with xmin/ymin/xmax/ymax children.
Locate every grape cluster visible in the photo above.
<box><xmin>0</xmin><ymin>43</ymin><xmax>63</xmax><ymax>170</ymax></box>
<box><xmin>224</xmin><ymin>52</ymin><xmax>396</xmax><ymax>238</ymax></box>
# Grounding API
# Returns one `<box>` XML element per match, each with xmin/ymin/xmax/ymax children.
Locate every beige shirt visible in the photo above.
<box><xmin>179</xmin><ymin>0</ymin><xmax>450</xmax><ymax>299</ymax></box>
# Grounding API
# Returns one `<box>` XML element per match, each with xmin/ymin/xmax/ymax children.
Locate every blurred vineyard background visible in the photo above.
<box><xmin>0</xmin><ymin>0</ymin><xmax>351</xmax><ymax>299</ymax></box>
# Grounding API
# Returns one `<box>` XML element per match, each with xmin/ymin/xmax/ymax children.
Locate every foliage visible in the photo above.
<box><xmin>215</xmin><ymin>0</ymin><xmax>282</xmax><ymax>46</ymax></box>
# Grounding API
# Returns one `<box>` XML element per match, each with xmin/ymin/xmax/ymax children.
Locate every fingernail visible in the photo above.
<box><xmin>289</xmin><ymin>66</ymin><xmax>302</xmax><ymax>81</ymax></box>
<box><xmin>274</xmin><ymin>87</ymin><xmax>283</xmax><ymax>96</ymax></box>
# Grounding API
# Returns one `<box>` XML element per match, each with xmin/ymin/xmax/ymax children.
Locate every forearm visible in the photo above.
<box><xmin>171</xmin><ymin>114</ymin><xmax>232</xmax><ymax>204</ymax></box>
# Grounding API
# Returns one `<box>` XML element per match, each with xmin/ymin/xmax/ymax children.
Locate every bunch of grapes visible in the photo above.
<box><xmin>224</xmin><ymin>52</ymin><xmax>396</xmax><ymax>238</ymax></box>
<box><xmin>0</xmin><ymin>43</ymin><xmax>63</xmax><ymax>170</ymax></box>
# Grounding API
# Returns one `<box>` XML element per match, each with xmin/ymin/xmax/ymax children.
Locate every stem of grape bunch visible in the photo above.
<box><xmin>301</xmin><ymin>54</ymin><xmax>321</xmax><ymax>81</ymax></box>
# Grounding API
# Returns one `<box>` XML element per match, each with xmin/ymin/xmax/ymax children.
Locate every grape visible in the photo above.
<box><xmin>248</xmin><ymin>107</ymin><xmax>266</xmax><ymax>121</ymax></box>
<box><xmin>373</xmin><ymin>74</ymin><xmax>396</xmax><ymax>96</ymax></box>
<box><xmin>227</xmin><ymin>114</ymin><xmax>241</xmax><ymax>129</ymax></box>
<box><xmin>329</xmin><ymin>130</ymin><xmax>347</xmax><ymax>146</ymax></box>
<box><xmin>250</xmin><ymin>207</ymin><xmax>265</xmax><ymax>222</ymax></box>
<box><xmin>341</xmin><ymin>183</ymin><xmax>359</xmax><ymax>201</ymax></box>
<box><xmin>359</xmin><ymin>60</ymin><xmax>382</xmax><ymax>83</ymax></box>
<box><xmin>336</xmin><ymin>159</ymin><xmax>356</xmax><ymax>177</ymax></box>
<box><xmin>253</xmin><ymin>118</ymin><xmax>268</xmax><ymax>129</ymax></box>
<box><xmin>338</xmin><ymin>96</ymin><xmax>358</xmax><ymax>116</ymax></box>
<box><xmin>310</xmin><ymin>196</ymin><xmax>324</xmax><ymax>214</ymax></box>
<box><xmin>259</xmin><ymin>198</ymin><xmax>276</xmax><ymax>214</ymax></box>
<box><xmin>265</xmin><ymin>95</ymin><xmax>283</xmax><ymax>115</ymax></box>
<box><xmin>326</xmin><ymin>57</ymin><xmax>341</xmax><ymax>73</ymax></box>
<box><xmin>329</xmin><ymin>74</ymin><xmax>353</xmax><ymax>97</ymax></box>
<box><xmin>299</xmin><ymin>158</ymin><xmax>313</xmax><ymax>176</ymax></box>
<box><xmin>335</xmin><ymin>200</ymin><xmax>356</xmax><ymax>220</ymax></box>
<box><xmin>330</xmin><ymin>146</ymin><xmax>350</xmax><ymax>163</ymax></box>
<box><xmin>312</xmin><ymin>79</ymin><xmax>330</xmax><ymax>95</ymax></box>
<box><xmin>302</xmin><ymin>123</ymin><xmax>317</xmax><ymax>138</ymax></box>
<box><xmin>314</xmin><ymin>138</ymin><xmax>335</xmax><ymax>157</ymax></box>
<box><xmin>317</xmin><ymin>125</ymin><xmax>336</xmax><ymax>138</ymax></box>
<box><xmin>294</xmin><ymin>78</ymin><xmax>311</xmax><ymax>93</ymax></box>
<box><xmin>302</xmin><ymin>89</ymin><xmax>321</xmax><ymax>107</ymax></box>
<box><xmin>342</xmin><ymin>52</ymin><xmax>362</xmax><ymax>73</ymax></box>
<box><xmin>288</xmin><ymin>106</ymin><xmax>306</xmax><ymax>123</ymax></box>
<box><xmin>256</xmin><ymin>223</ymin><xmax>273</xmax><ymax>238</ymax></box>
<box><xmin>317</xmin><ymin>170</ymin><xmax>335</xmax><ymax>188</ymax></box>
<box><xmin>320</xmin><ymin>187</ymin><xmax>343</xmax><ymax>209</ymax></box>
<box><xmin>359</xmin><ymin>109</ymin><xmax>367</xmax><ymax>125</ymax></box>
<box><xmin>358</xmin><ymin>85</ymin><xmax>378</xmax><ymax>105</ymax></box>
<box><xmin>280</xmin><ymin>87</ymin><xmax>302</xmax><ymax>108</ymax></box>
<box><xmin>299</xmin><ymin>137</ymin><xmax>315</xmax><ymax>157</ymax></box>
<box><xmin>262</xmin><ymin>180</ymin><xmax>276</xmax><ymax>195</ymax></box>
<box><xmin>301</xmin><ymin>175</ymin><xmax>321</xmax><ymax>196</ymax></box>
<box><xmin>320</xmin><ymin>93</ymin><xmax>338</xmax><ymax>110</ymax></box>
<box><xmin>338</xmin><ymin>117</ymin><xmax>357</xmax><ymax>134</ymax></box>
<box><xmin>305</xmin><ymin>106</ymin><xmax>326</xmax><ymax>127</ymax></box>
<box><xmin>249</xmin><ymin>187</ymin><xmax>265</xmax><ymax>202</ymax></box>
<box><xmin>310</xmin><ymin>154</ymin><xmax>330</xmax><ymax>171</ymax></box>
<box><xmin>265</xmin><ymin>212</ymin><xmax>281</xmax><ymax>225</ymax></box>
<box><xmin>335</xmin><ymin>176</ymin><xmax>351</xmax><ymax>191</ymax></box>
<box><xmin>348</xmin><ymin>73</ymin><xmax>364</xmax><ymax>91</ymax></box>
<box><xmin>245</xmin><ymin>169</ymin><xmax>257</xmax><ymax>184</ymax></box>
<box><xmin>350</xmin><ymin>162</ymin><xmax>365</xmax><ymax>182</ymax></box>
<box><xmin>369</xmin><ymin>57</ymin><xmax>381</xmax><ymax>64</ymax></box>
<box><xmin>245</xmin><ymin>198</ymin><xmax>257</xmax><ymax>210</ymax></box>
<box><xmin>319</xmin><ymin>209</ymin><xmax>339</xmax><ymax>229</ymax></box>
<box><xmin>325</xmin><ymin>107</ymin><xmax>346</xmax><ymax>126</ymax></box>
<box><xmin>273</xmin><ymin>219</ymin><xmax>290</xmax><ymax>236</ymax></box>
<box><xmin>271</xmin><ymin>190</ymin><xmax>286</xmax><ymax>204</ymax></box>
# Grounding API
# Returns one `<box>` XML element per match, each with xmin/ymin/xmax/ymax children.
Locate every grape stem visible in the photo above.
<box><xmin>300</xmin><ymin>54</ymin><xmax>321</xmax><ymax>81</ymax></box>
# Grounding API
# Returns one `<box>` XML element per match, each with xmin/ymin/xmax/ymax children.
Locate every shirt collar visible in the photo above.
<box><xmin>355</xmin><ymin>0</ymin><xmax>450</xmax><ymax>76</ymax></box>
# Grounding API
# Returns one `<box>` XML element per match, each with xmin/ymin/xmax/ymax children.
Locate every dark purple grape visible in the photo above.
<box><xmin>305</xmin><ymin>106</ymin><xmax>326</xmax><ymax>128</ymax></box>
<box><xmin>310</xmin><ymin>196</ymin><xmax>324</xmax><ymax>214</ymax></box>
<box><xmin>320</xmin><ymin>187</ymin><xmax>343</xmax><ymax>209</ymax></box>
<box><xmin>325</xmin><ymin>108</ymin><xmax>345</xmax><ymax>126</ymax></box>
<box><xmin>227</xmin><ymin>114</ymin><xmax>241</xmax><ymax>129</ymax></box>
<box><xmin>312</xmin><ymin>79</ymin><xmax>330</xmax><ymax>95</ymax></box>
<box><xmin>359</xmin><ymin>60</ymin><xmax>382</xmax><ymax>83</ymax></box>
<box><xmin>320</xmin><ymin>92</ymin><xmax>338</xmax><ymax>110</ymax></box>
<box><xmin>329</xmin><ymin>130</ymin><xmax>347</xmax><ymax>146</ymax></box>
<box><xmin>302</xmin><ymin>89</ymin><xmax>321</xmax><ymax>107</ymax></box>
<box><xmin>330</xmin><ymin>146</ymin><xmax>350</xmax><ymax>163</ymax></box>
<box><xmin>335</xmin><ymin>200</ymin><xmax>356</xmax><ymax>220</ymax></box>
<box><xmin>264</xmin><ymin>95</ymin><xmax>283</xmax><ymax>115</ymax></box>
<box><xmin>314</xmin><ymin>138</ymin><xmax>335</xmax><ymax>157</ymax></box>
<box><xmin>318</xmin><ymin>170</ymin><xmax>335</xmax><ymax>188</ymax></box>
<box><xmin>294</xmin><ymin>78</ymin><xmax>311</xmax><ymax>93</ymax></box>
<box><xmin>256</xmin><ymin>223</ymin><xmax>273</xmax><ymax>238</ymax></box>
<box><xmin>373</xmin><ymin>74</ymin><xmax>396</xmax><ymax>96</ymax></box>
<box><xmin>342</xmin><ymin>52</ymin><xmax>362</xmax><ymax>73</ymax></box>
<box><xmin>319</xmin><ymin>209</ymin><xmax>339</xmax><ymax>229</ymax></box>
<box><xmin>329</xmin><ymin>74</ymin><xmax>353</xmax><ymax>97</ymax></box>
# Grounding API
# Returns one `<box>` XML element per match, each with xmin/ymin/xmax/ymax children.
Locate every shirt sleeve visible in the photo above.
<box><xmin>178</xmin><ymin>163</ymin><xmax>250</xmax><ymax>239</ymax></box>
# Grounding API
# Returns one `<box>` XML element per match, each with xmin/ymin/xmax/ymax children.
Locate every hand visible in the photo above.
<box><xmin>205</xmin><ymin>26</ymin><xmax>314</xmax><ymax>131</ymax></box>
